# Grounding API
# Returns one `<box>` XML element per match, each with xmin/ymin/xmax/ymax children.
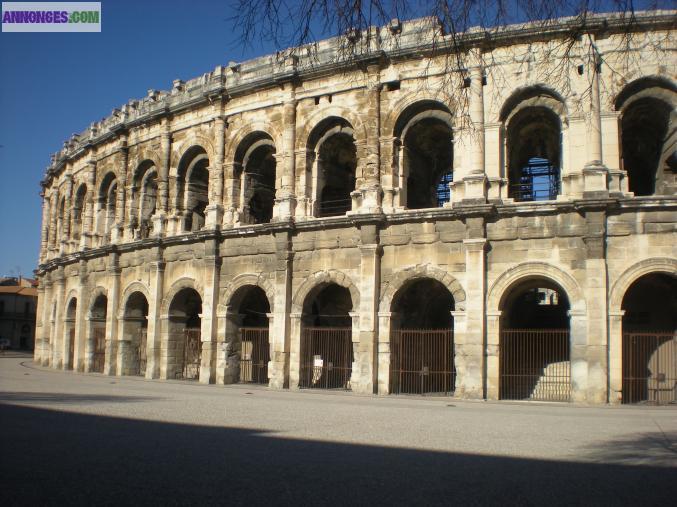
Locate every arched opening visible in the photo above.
<box><xmin>499</xmin><ymin>278</ymin><xmax>571</xmax><ymax>401</ymax></box>
<box><xmin>234</xmin><ymin>134</ymin><xmax>277</xmax><ymax>224</ymax></box>
<box><xmin>56</xmin><ymin>196</ymin><xmax>66</xmax><ymax>246</ymax></box>
<box><xmin>64</xmin><ymin>297</ymin><xmax>77</xmax><ymax>370</ymax></box>
<box><xmin>177</xmin><ymin>147</ymin><xmax>209</xmax><ymax>232</ymax></box>
<box><xmin>122</xmin><ymin>292</ymin><xmax>149</xmax><ymax>376</ymax></box>
<box><xmin>389</xmin><ymin>279</ymin><xmax>455</xmax><ymax>395</ymax></box>
<box><xmin>621</xmin><ymin>273</ymin><xmax>677</xmax><ymax>404</ymax></box>
<box><xmin>394</xmin><ymin>102</ymin><xmax>454</xmax><ymax>209</ymax></box>
<box><xmin>132</xmin><ymin>161</ymin><xmax>157</xmax><ymax>239</ymax></box>
<box><xmin>308</xmin><ymin>118</ymin><xmax>357</xmax><ymax>217</ymax></box>
<box><xmin>88</xmin><ymin>294</ymin><xmax>108</xmax><ymax>373</ymax></box>
<box><xmin>72</xmin><ymin>184</ymin><xmax>87</xmax><ymax>241</ymax></box>
<box><xmin>620</xmin><ymin>98</ymin><xmax>674</xmax><ymax>196</ymax></box>
<box><xmin>97</xmin><ymin>173</ymin><xmax>117</xmax><ymax>242</ymax></box>
<box><xmin>226</xmin><ymin>285</ymin><xmax>271</xmax><ymax>384</ymax></box>
<box><xmin>299</xmin><ymin>283</ymin><xmax>354</xmax><ymax>389</ymax></box>
<box><xmin>167</xmin><ymin>287</ymin><xmax>202</xmax><ymax>380</ymax></box>
<box><xmin>506</xmin><ymin>107</ymin><xmax>561</xmax><ymax>201</ymax></box>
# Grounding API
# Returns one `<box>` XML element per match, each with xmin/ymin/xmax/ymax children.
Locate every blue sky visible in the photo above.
<box><xmin>0</xmin><ymin>0</ymin><xmax>282</xmax><ymax>278</ymax></box>
<box><xmin>0</xmin><ymin>0</ymin><xmax>669</xmax><ymax>278</ymax></box>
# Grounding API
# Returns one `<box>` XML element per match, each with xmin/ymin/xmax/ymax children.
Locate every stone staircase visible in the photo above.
<box><xmin>530</xmin><ymin>361</ymin><xmax>571</xmax><ymax>401</ymax></box>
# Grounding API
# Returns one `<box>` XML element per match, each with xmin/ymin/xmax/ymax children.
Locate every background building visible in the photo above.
<box><xmin>0</xmin><ymin>277</ymin><xmax>38</xmax><ymax>350</ymax></box>
<box><xmin>34</xmin><ymin>12</ymin><xmax>677</xmax><ymax>404</ymax></box>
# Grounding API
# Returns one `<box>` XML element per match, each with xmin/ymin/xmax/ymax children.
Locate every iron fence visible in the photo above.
<box><xmin>240</xmin><ymin>327</ymin><xmax>269</xmax><ymax>384</ymax></box>
<box><xmin>500</xmin><ymin>328</ymin><xmax>570</xmax><ymax>401</ymax></box>
<box><xmin>92</xmin><ymin>327</ymin><xmax>106</xmax><ymax>373</ymax></box>
<box><xmin>622</xmin><ymin>332</ymin><xmax>676</xmax><ymax>405</ymax></box>
<box><xmin>300</xmin><ymin>327</ymin><xmax>352</xmax><ymax>390</ymax></box>
<box><xmin>180</xmin><ymin>328</ymin><xmax>201</xmax><ymax>380</ymax></box>
<box><xmin>390</xmin><ymin>329</ymin><xmax>455</xmax><ymax>396</ymax></box>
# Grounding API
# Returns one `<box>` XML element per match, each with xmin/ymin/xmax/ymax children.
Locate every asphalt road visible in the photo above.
<box><xmin>1</xmin><ymin>354</ymin><xmax>675</xmax><ymax>506</ymax></box>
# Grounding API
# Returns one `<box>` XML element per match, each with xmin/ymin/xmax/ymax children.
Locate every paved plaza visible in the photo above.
<box><xmin>1</xmin><ymin>353</ymin><xmax>675</xmax><ymax>505</ymax></box>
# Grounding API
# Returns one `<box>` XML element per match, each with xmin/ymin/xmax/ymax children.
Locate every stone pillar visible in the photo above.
<box><xmin>288</xmin><ymin>312</ymin><xmax>302</xmax><ymax>389</ymax></box>
<box><xmin>216</xmin><ymin>307</ymin><xmax>243</xmax><ymax>384</ymax></box>
<box><xmin>353</xmin><ymin>65</ymin><xmax>382</xmax><ymax>213</ymax></box>
<box><xmin>113</xmin><ymin>136</ymin><xmax>128</xmax><ymax>242</ymax></box>
<box><xmin>206</xmin><ymin>115</ymin><xmax>226</xmax><ymax>228</ymax></box>
<box><xmin>274</xmin><ymin>91</ymin><xmax>297</xmax><ymax>220</ymax></box>
<box><xmin>199</xmin><ymin>240</ymin><xmax>220</xmax><ymax>384</ymax></box>
<box><xmin>39</xmin><ymin>192</ymin><xmax>50</xmax><ymax>262</ymax></box>
<box><xmin>44</xmin><ymin>275</ymin><xmax>55</xmax><ymax>366</ymax></box>
<box><xmin>153</xmin><ymin>120</ymin><xmax>171</xmax><ymax>235</ymax></box>
<box><xmin>455</xmin><ymin>231</ymin><xmax>486</xmax><ymax>398</ymax></box>
<box><xmin>569</xmin><ymin>310</ymin><xmax>589</xmax><ymax>403</ymax></box>
<box><xmin>607</xmin><ymin>310</ymin><xmax>624</xmax><ymax>405</ymax></box>
<box><xmin>51</xmin><ymin>267</ymin><xmax>65</xmax><ymax>369</ymax></box>
<box><xmin>48</xmin><ymin>193</ymin><xmax>58</xmax><ymax>254</ymax></box>
<box><xmin>485</xmin><ymin>310</ymin><xmax>502</xmax><ymax>400</ymax></box>
<box><xmin>104</xmin><ymin>252</ymin><xmax>121</xmax><ymax>376</ymax></box>
<box><xmin>74</xmin><ymin>260</ymin><xmax>88</xmax><ymax>372</ymax></box>
<box><xmin>294</xmin><ymin>149</ymin><xmax>311</xmax><ymax>220</ymax></box>
<box><xmin>61</xmin><ymin>174</ymin><xmax>73</xmax><ymax>251</ymax></box>
<box><xmin>34</xmin><ymin>281</ymin><xmax>45</xmax><ymax>364</ymax></box>
<box><xmin>222</xmin><ymin>162</ymin><xmax>241</xmax><ymax>227</ymax></box>
<box><xmin>145</xmin><ymin>250</ymin><xmax>165</xmax><ymax>379</ymax></box>
<box><xmin>269</xmin><ymin>230</ymin><xmax>293</xmax><ymax>389</ymax></box>
<box><xmin>462</xmin><ymin>57</ymin><xmax>488</xmax><ymax>203</ymax></box>
<box><xmin>82</xmin><ymin>160</ymin><xmax>97</xmax><ymax>248</ymax></box>
<box><xmin>578</xmin><ymin>210</ymin><xmax>608</xmax><ymax>403</ymax></box>
<box><xmin>352</xmin><ymin>224</ymin><xmax>381</xmax><ymax>393</ymax></box>
<box><xmin>582</xmin><ymin>41</ymin><xmax>609</xmax><ymax>197</ymax></box>
<box><xmin>376</xmin><ymin>312</ymin><xmax>398</xmax><ymax>394</ymax></box>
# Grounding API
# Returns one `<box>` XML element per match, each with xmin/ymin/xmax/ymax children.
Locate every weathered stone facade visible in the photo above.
<box><xmin>35</xmin><ymin>12</ymin><xmax>677</xmax><ymax>404</ymax></box>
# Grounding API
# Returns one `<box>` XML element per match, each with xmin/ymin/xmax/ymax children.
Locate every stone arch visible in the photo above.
<box><xmin>119</xmin><ymin>281</ymin><xmax>151</xmax><ymax>316</ymax></box>
<box><xmin>614</xmin><ymin>75</ymin><xmax>677</xmax><ymax>111</ymax></box>
<box><xmin>609</xmin><ymin>258</ymin><xmax>677</xmax><ymax>312</ymax></box>
<box><xmin>64</xmin><ymin>289</ymin><xmax>79</xmax><ymax>310</ymax></box>
<box><xmin>131</xmin><ymin>151</ymin><xmax>162</xmax><ymax>174</ymax></box>
<box><xmin>220</xmin><ymin>273</ymin><xmax>275</xmax><ymax>313</ymax></box>
<box><xmin>499</xmin><ymin>84</ymin><xmax>568</xmax><ymax>125</ymax></box>
<box><xmin>161</xmin><ymin>277</ymin><xmax>203</xmax><ymax>316</ymax></box>
<box><xmin>171</xmin><ymin>134</ymin><xmax>216</xmax><ymax>168</ymax></box>
<box><xmin>297</xmin><ymin>106</ymin><xmax>367</xmax><ymax>151</ymax></box>
<box><xmin>380</xmin><ymin>264</ymin><xmax>466</xmax><ymax>313</ymax></box>
<box><xmin>385</xmin><ymin>95</ymin><xmax>456</xmax><ymax>137</ymax></box>
<box><xmin>291</xmin><ymin>270</ymin><xmax>360</xmax><ymax>313</ymax></box>
<box><xmin>487</xmin><ymin>262</ymin><xmax>585</xmax><ymax>314</ymax></box>
<box><xmin>224</xmin><ymin>122</ymin><xmax>282</xmax><ymax>164</ymax></box>
<box><xmin>87</xmin><ymin>286</ymin><xmax>109</xmax><ymax>316</ymax></box>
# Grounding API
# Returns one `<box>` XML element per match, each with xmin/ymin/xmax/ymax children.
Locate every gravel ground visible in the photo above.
<box><xmin>1</xmin><ymin>354</ymin><xmax>675</xmax><ymax>506</ymax></box>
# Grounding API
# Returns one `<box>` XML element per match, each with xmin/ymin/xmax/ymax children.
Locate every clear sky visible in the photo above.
<box><xmin>0</xmin><ymin>0</ymin><xmax>283</xmax><ymax>278</ymax></box>
<box><xmin>0</xmin><ymin>0</ymin><xmax>669</xmax><ymax>278</ymax></box>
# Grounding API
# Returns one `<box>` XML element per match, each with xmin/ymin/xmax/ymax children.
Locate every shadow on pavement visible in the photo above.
<box><xmin>1</xmin><ymin>403</ymin><xmax>675</xmax><ymax>506</ymax></box>
<box><xmin>580</xmin><ymin>431</ymin><xmax>677</xmax><ymax>467</ymax></box>
<box><xmin>0</xmin><ymin>392</ymin><xmax>158</xmax><ymax>405</ymax></box>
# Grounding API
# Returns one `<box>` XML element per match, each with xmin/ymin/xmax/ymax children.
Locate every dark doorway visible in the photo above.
<box><xmin>499</xmin><ymin>279</ymin><xmax>570</xmax><ymax>401</ymax></box>
<box><xmin>168</xmin><ymin>288</ymin><xmax>202</xmax><ymax>380</ymax></box>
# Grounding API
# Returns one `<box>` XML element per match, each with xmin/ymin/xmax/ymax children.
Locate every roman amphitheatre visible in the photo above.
<box><xmin>34</xmin><ymin>11</ymin><xmax>676</xmax><ymax>404</ymax></box>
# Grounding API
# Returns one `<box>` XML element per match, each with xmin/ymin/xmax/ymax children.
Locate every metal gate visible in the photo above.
<box><xmin>622</xmin><ymin>332</ymin><xmax>676</xmax><ymax>405</ymax></box>
<box><xmin>92</xmin><ymin>327</ymin><xmax>106</xmax><ymax>373</ymax></box>
<box><xmin>137</xmin><ymin>329</ymin><xmax>148</xmax><ymax>376</ymax></box>
<box><xmin>500</xmin><ymin>329</ymin><xmax>570</xmax><ymax>401</ymax></box>
<box><xmin>239</xmin><ymin>327</ymin><xmax>269</xmax><ymax>384</ymax></box>
<box><xmin>181</xmin><ymin>328</ymin><xmax>201</xmax><ymax>380</ymax></box>
<box><xmin>300</xmin><ymin>327</ymin><xmax>352</xmax><ymax>390</ymax></box>
<box><xmin>68</xmin><ymin>328</ymin><xmax>75</xmax><ymax>370</ymax></box>
<box><xmin>390</xmin><ymin>329</ymin><xmax>455</xmax><ymax>395</ymax></box>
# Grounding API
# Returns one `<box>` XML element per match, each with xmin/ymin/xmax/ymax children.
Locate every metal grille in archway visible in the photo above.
<box><xmin>390</xmin><ymin>329</ymin><xmax>455</xmax><ymax>395</ymax></box>
<box><xmin>68</xmin><ymin>328</ymin><xmax>75</xmax><ymax>370</ymax></box>
<box><xmin>500</xmin><ymin>329</ymin><xmax>570</xmax><ymax>401</ymax></box>
<box><xmin>137</xmin><ymin>329</ymin><xmax>148</xmax><ymax>376</ymax></box>
<box><xmin>181</xmin><ymin>328</ymin><xmax>201</xmax><ymax>380</ymax></box>
<box><xmin>300</xmin><ymin>327</ymin><xmax>352</xmax><ymax>390</ymax></box>
<box><xmin>239</xmin><ymin>327</ymin><xmax>269</xmax><ymax>384</ymax></box>
<box><xmin>92</xmin><ymin>327</ymin><xmax>106</xmax><ymax>373</ymax></box>
<box><xmin>622</xmin><ymin>332</ymin><xmax>676</xmax><ymax>405</ymax></box>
